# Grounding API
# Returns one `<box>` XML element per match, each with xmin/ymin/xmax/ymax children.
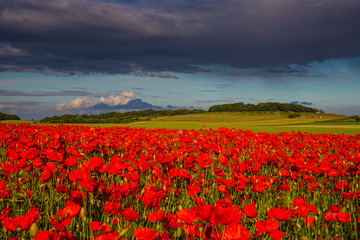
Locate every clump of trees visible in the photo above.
<box><xmin>0</xmin><ymin>112</ymin><xmax>21</xmax><ymax>120</ymax></box>
<box><xmin>208</xmin><ymin>102</ymin><xmax>320</xmax><ymax>113</ymax></box>
<box><xmin>39</xmin><ymin>109</ymin><xmax>206</xmax><ymax>123</ymax></box>
<box><xmin>352</xmin><ymin>115</ymin><xmax>360</xmax><ymax>122</ymax></box>
<box><xmin>288</xmin><ymin>113</ymin><xmax>301</xmax><ymax>118</ymax></box>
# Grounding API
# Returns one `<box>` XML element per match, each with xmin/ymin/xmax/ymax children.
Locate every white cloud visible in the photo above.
<box><xmin>54</xmin><ymin>91</ymin><xmax>135</xmax><ymax>111</ymax></box>
<box><xmin>0</xmin><ymin>45</ymin><xmax>28</xmax><ymax>57</ymax></box>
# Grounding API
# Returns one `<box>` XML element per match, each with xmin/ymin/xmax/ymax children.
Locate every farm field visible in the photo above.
<box><xmin>0</xmin><ymin>122</ymin><xmax>359</xmax><ymax>239</ymax></box>
<box><xmin>82</xmin><ymin>112</ymin><xmax>358</xmax><ymax>135</ymax></box>
<box><xmin>121</xmin><ymin>112</ymin><xmax>360</xmax><ymax>135</ymax></box>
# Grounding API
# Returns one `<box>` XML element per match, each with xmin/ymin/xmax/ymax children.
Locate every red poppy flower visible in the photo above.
<box><xmin>104</xmin><ymin>202</ymin><xmax>122</xmax><ymax>215</ymax></box>
<box><xmin>3</xmin><ymin>208</ymin><xmax>40</xmax><ymax>231</ymax></box>
<box><xmin>195</xmin><ymin>204</ymin><xmax>216</xmax><ymax>222</ymax></box>
<box><xmin>336</xmin><ymin>211</ymin><xmax>353</xmax><ymax>223</ymax></box>
<box><xmin>268</xmin><ymin>207</ymin><xmax>292</xmax><ymax>221</ymax></box>
<box><xmin>69</xmin><ymin>169</ymin><xmax>91</xmax><ymax>182</ymax></box>
<box><xmin>90</xmin><ymin>221</ymin><xmax>110</xmax><ymax>233</ymax></box>
<box><xmin>122</xmin><ymin>207</ymin><xmax>139</xmax><ymax>222</ymax></box>
<box><xmin>197</xmin><ymin>153</ymin><xmax>214</xmax><ymax>169</ymax></box>
<box><xmin>211</xmin><ymin>206</ymin><xmax>242</xmax><ymax>226</ymax></box>
<box><xmin>65</xmin><ymin>156</ymin><xmax>78</xmax><ymax>167</ymax></box>
<box><xmin>256</xmin><ymin>220</ymin><xmax>285</xmax><ymax>240</ymax></box>
<box><xmin>95</xmin><ymin>231</ymin><xmax>120</xmax><ymax>240</ymax></box>
<box><xmin>329</xmin><ymin>205</ymin><xmax>340</xmax><ymax>213</ymax></box>
<box><xmin>176</xmin><ymin>208</ymin><xmax>198</xmax><ymax>224</ymax></box>
<box><xmin>133</xmin><ymin>228</ymin><xmax>159</xmax><ymax>240</ymax></box>
<box><xmin>164</xmin><ymin>213</ymin><xmax>179</xmax><ymax>230</ymax></box>
<box><xmin>91</xmin><ymin>221</ymin><xmax>105</xmax><ymax>232</ymax></box>
<box><xmin>86</xmin><ymin>157</ymin><xmax>106</xmax><ymax>171</ymax></box>
<box><xmin>49</xmin><ymin>215</ymin><xmax>72</xmax><ymax>232</ymax></box>
<box><xmin>242</xmin><ymin>203</ymin><xmax>257</xmax><ymax>218</ymax></box>
<box><xmin>58</xmin><ymin>200</ymin><xmax>82</xmax><ymax>218</ymax></box>
<box><xmin>35</xmin><ymin>230</ymin><xmax>61</xmax><ymax>240</ymax></box>
<box><xmin>342</xmin><ymin>192</ymin><xmax>356</xmax><ymax>200</ymax></box>
<box><xmin>149</xmin><ymin>210</ymin><xmax>165</xmax><ymax>222</ymax></box>
<box><xmin>218</xmin><ymin>156</ymin><xmax>229</xmax><ymax>167</ymax></box>
<box><xmin>303</xmin><ymin>216</ymin><xmax>315</xmax><ymax>227</ymax></box>
<box><xmin>40</xmin><ymin>168</ymin><xmax>52</xmax><ymax>182</ymax></box>
<box><xmin>222</xmin><ymin>224</ymin><xmax>251</xmax><ymax>240</ymax></box>
<box><xmin>256</xmin><ymin>219</ymin><xmax>279</xmax><ymax>234</ymax></box>
<box><xmin>324</xmin><ymin>213</ymin><xmax>337</xmax><ymax>221</ymax></box>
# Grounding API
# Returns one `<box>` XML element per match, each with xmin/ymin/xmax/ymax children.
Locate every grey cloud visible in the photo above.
<box><xmin>0</xmin><ymin>88</ymin><xmax>93</xmax><ymax>96</ymax></box>
<box><xmin>1</xmin><ymin>0</ymin><xmax>360</xmax><ymax>74</ymax></box>
<box><xmin>0</xmin><ymin>100</ymin><xmax>41</xmax><ymax>106</ymax></box>
<box><xmin>194</xmin><ymin>97</ymin><xmax>242</xmax><ymax>104</ymax></box>
<box><xmin>224</xmin><ymin>65</ymin><xmax>321</xmax><ymax>78</ymax></box>
<box><xmin>134</xmin><ymin>72</ymin><xmax>178</xmax><ymax>79</ymax></box>
<box><xmin>0</xmin><ymin>44</ymin><xmax>28</xmax><ymax>57</ymax></box>
<box><xmin>200</xmin><ymin>90</ymin><xmax>216</xmax><ymax>92</ymax></box>
<box><xmin>0</xmin><ymin>100</ymin><xmax>44</xmax><ymax>120</ymax></box>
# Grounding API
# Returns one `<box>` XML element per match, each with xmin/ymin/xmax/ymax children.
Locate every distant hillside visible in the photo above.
<box><xmin>0</xmin><ymin>112</ymin><xmax>21</xmax><ymax>120</ymax></box>
<box><xmin>39</xmin><ymin>102</ymin><xmax>325</xmax><ymax>124</ymax></box>
<box><xmin>208</xmin><ymin>102</ymin><xmax>320</xmax><ymax>113</ymax></box>
<box><xmin>39</xmin><ymin>109</ymin><xmax>206</xmax><ymax>123</ymax></box>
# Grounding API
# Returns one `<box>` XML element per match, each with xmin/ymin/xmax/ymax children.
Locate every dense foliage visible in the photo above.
<box><xmin>39</xmin><ymin>109</ymin><xmax>206</xmax><ymax>124</ymax></box>
<box><xmin>208</xmin><ymin>102</ymin><xmax>319</xmax><ymax>113</ymax></box>
<box><xmin>0</xmin><ymin>122</ymin><xmax>359</xmax><ymax>239</ymax></box>
<box><xmin>0</xmin><ymin>112</ymin><xmax>20</xmax><ymax>120</ymax></box>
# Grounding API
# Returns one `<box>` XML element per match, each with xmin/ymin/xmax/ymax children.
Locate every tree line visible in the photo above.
<box><xmin>0</xmin><ymin>112</ymin><xmax>21</xmax><ymax>120</ymax></box>
<box><xmin>208</xmin><ymin>102</ymin><xmax>320</xmax><ymax>113</ymax></box>
<box><xmin>39</xmin><ymin>109</ymin><xmax>206</xmax><ymax>123</ymax></box>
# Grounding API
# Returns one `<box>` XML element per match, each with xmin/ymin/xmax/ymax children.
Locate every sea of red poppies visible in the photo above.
<box><xmin>0</xmin><ymin>122</ymin><xmax>359</xmax><ymax>239</ymax></box>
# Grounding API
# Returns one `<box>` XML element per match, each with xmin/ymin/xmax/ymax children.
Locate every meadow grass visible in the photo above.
<box><xmin>3</xmin><ymin>112</ymin><xmax>359</xmax><ymax>135</ymax></box>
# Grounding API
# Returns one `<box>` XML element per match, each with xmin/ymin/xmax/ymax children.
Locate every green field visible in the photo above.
<box><xmin>121</xmin><ymin>112</ymin><xmax>360</xmax><ymax>135</ymax></box>
<box><xmin>3</xmin><ymin>112</ymin><xmax>360</xmax><ymax>135</ymax></box>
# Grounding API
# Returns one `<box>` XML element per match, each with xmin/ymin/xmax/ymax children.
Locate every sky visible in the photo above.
<box><xmin>1</xmin><ymin>0</ymin><xmax>360</xmax><ymax>120</ymax></box>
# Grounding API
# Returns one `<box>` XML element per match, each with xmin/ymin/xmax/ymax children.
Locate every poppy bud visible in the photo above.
<box><xmin>80</xmin><ymin>207</ymin><xmax>86</xmax><ymax>221</ymax></box>
<box><xmin>119</xmin><ymin>228</ymin><xmax>129</xmax><ymax>237</ymax></box>
<box><xmin>78</xmin><ymin>206</ymin><xmax>84</xmax><ymax>215</ymax></box>
<box><xmin>119</xmin><ymin>224</ymin><xmax>131</xmax><ymax>237</ymax></box>
<box><xmin>29</xmin><ymin>222</ymin><xmax>39</xmax><ymax>238</ymax></box>
<box><xmin>179</xmin><ymin>205</ymin><xmax>182</xmax><ymax>210</ymax></box>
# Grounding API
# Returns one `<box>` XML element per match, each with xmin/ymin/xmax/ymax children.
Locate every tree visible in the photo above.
<box><xmin>0</xmin><ymin>112</ymin><xmax>21</xmax><ymax>120</ymax></box>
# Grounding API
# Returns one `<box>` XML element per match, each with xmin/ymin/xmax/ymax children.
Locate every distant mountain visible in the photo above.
<box><xmin>89</xmin><ymin>98</ymin><xmax>163</xmax><ymax>111</ymax></box>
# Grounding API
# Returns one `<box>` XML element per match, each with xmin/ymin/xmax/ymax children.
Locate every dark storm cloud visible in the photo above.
<box><xmin>0</xmin><ymin>88</ymin><xmax>93</xmax><ymax>96</ymax></box>
<box><xmin>224</xmin><ymin>65</ymin><xmax>323</xmax><ymax>78</ymax></box>
<box><xmin>134</xmin><ymin>72</ymin><xmax>178</xmax><ymax>79</ymax></box>
<box><xmin>0</xmin><ymin>100</ymin><xmax>41</xmax><ymax>107</ymax></box>
<box><xmin>1</xmin><ymin>0</ymin><xmax>360</xmax><ymax>75</ymax></box>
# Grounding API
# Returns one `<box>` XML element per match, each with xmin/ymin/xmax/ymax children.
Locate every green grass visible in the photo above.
<box><xmin>85</xmin><ymin>112</ymin><xmax>360</xmax><ymax>135</ymax></box>
<box><xmin>3</xmin><ymin>112</ymin><xmax>359</xmax><ymax>135</ymax></box>
<box><xmin>0</xmin><ymin>120</ymin><xmax>35</xmax><ymax>124</ymax></box>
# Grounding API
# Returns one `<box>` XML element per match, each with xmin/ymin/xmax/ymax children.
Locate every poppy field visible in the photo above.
<box><xmin>0</xmin><ymin>122</ymin><xmax>359</xmax><ymax>240</ymax></box>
